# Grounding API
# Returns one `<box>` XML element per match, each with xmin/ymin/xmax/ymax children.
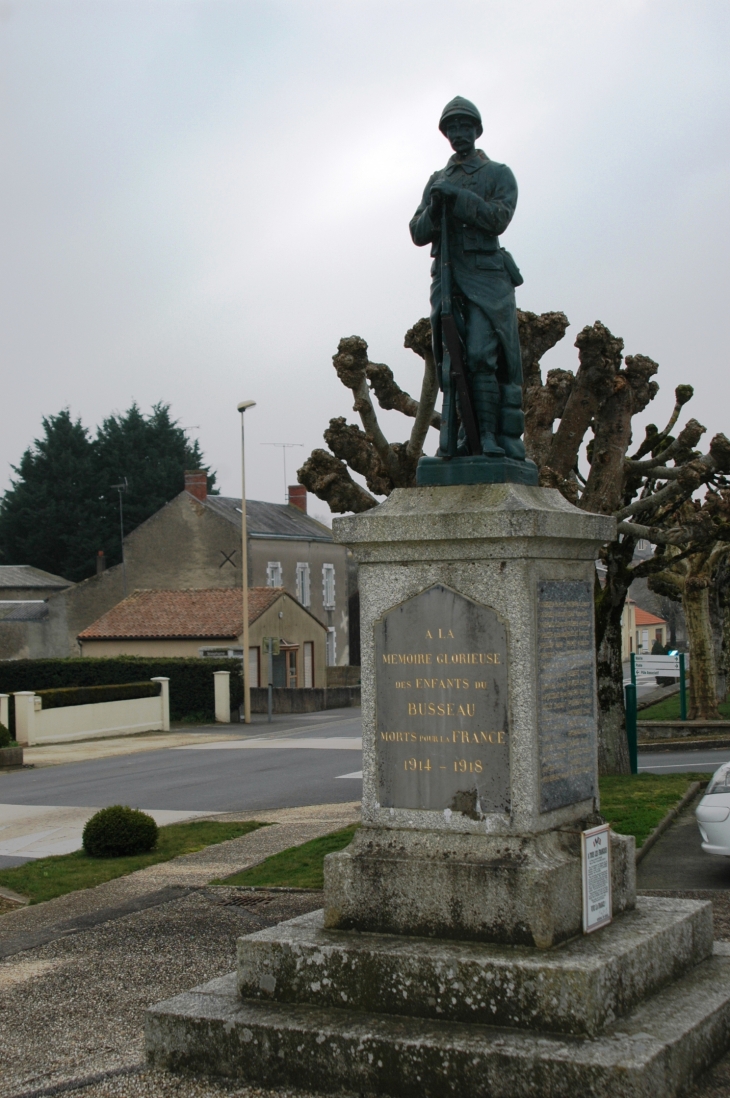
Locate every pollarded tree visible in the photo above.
<box><xmin>647</xmin><ymin>490</ymin><xmax>730</xmax><ymax>719</ymax></box>
<box><xmin>299</xmin><ymin>313</ymin><xmax>730</xmax><ymax>774</ymax></box>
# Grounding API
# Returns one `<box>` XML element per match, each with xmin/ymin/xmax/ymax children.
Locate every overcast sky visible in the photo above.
<box><xmin>2</xmin><ymin>0</ymin><xmax>729</xmax><ymax>516</ymax></box>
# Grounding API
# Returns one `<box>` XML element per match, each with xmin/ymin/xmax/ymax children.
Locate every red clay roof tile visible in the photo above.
<box><xmin>78</xmin><ymin>587</ymin><xmax>283</xmax><ymax>640</ymax></box>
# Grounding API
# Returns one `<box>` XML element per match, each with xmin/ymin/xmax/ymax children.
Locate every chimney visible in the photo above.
<box><xmin>288</xmin><ymin>485</ymin><xmax>307</xmax><ymax>513</ymax></box>
<box><xmin>96</xmin><ymin>550</ymin><xmax>106</xmax><ymax>575</ymax></box>
<box><xmin>185</xmin><ymin>470</ymin><xmax>207</xmax><ymax>503</ymax></box>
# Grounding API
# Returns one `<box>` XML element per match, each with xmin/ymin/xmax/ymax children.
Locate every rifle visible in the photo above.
<box><xmin>440</xmin><ymin>204</ymin><xmax>481</xmax><ymax>456</ymax></box>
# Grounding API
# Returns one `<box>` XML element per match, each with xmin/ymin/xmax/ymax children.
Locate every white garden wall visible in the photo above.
<box><xmin>14</xmin><ymin>677</ymin><xmax>170</xmax><ymax>746</ymax></box>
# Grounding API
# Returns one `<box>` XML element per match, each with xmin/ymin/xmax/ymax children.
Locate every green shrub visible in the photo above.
<box><xmin>82</xmin><ymin>805</ymin><xmax>159</xmax><ymax>858</ymax></box>
<box><xmin>37</xmin><ymin>681</ymin><xmax>160</xmax><ymax>710</ymax></box>
<box><xmin>0</xmin><ymin>657</ymin><xmax>243</xmax><ymax>733</ymax></box>
<box><xmin>0</xmin><ymin>723</ymin><xmax>12</xmax><ymax>749</ymax></box>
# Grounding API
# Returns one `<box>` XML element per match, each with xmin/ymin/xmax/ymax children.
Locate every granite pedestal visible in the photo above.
<box><xmin>147</xmin><ymin>486</ymin><xmax>730</xmax><ymax>1096</ymax></box>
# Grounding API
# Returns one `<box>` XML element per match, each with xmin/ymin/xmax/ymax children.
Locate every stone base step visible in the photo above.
<box><xmin>146</xmin><ymin>944</ymin><xmax>730</xmax><ymax>1098</ymax></box>
<box><xmin>236</xmin><ymin>897</ymin><xmax>712</xmax><ymax>1037</ymax></box>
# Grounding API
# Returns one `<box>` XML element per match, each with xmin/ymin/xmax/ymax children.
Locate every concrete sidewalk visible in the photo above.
<box><xmin>0</xmin><ymin>803</ymin><xmax>217</xmax><ymax>864</ymax></box>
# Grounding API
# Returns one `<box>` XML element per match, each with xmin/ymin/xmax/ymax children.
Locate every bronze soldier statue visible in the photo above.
<box><xmin>411</xmin><ymin>96</ymin><xmax>537</xmax><ymax>485</ymax></box>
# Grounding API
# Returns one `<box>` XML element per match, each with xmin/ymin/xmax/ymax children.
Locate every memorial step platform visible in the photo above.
<box><xmin>146</xmin><ymin>941</ymin><xmax>730</xmax><ymax>1098</ymax></box>
<box><xmin>235</xmin><ymin>897</ymin><xmax>713</xmax><ymax>1037</ymax></box>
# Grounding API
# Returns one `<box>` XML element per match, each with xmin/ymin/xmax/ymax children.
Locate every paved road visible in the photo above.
<box><xmin>638</xmin><ymin>747</ymin><xmax>729</xmax><ymax>774</ymax></box>
<box><xmin>0</xmin><ymin>709</ymin><xmax>362</xmax><ymax>868</ymax></box>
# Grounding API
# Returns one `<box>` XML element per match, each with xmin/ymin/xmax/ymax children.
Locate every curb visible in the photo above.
<box><xmin>639</xmin><ymin>736</ymin><xmax>730</xmax><ymax>753</ymax></box>
<box><xmin>635</xmin><ymin>780</ymin><xmax>707</xmax><ymax>865</ymax></box>
<box><xmin>0</xmin><ymin>884</ymin><xmax>28</xmax><ymax>906</ymax></box>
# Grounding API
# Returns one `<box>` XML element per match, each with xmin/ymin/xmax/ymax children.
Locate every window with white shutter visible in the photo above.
<box><xmin>296</xmin><ymin>562</ymin><xmax>311</xmax><ymax>607</ymax></box>
<box><xmin>322</xmin><ymin>563</ymin><xmax>335</xmax><ymax>609</ymax></box>
<box><xmin>266</xmin><ymin>561</ymin><xmax>282</xmax><ymax>587</ymax></box>
<box><xmin>326</xmin><ymin>627</ymin><xmax>336</xmax><ymax>667</ymax></box>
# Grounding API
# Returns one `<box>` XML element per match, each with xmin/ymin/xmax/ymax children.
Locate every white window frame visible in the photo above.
<box><xmin>322</xmin><ymin>563</ymin><xmax>335</xmax><ymax>610</ymax></box>
<box><xmin>266</xmin><ymin>561</ymin><xmax>282</xmax><ymax>587</ymax></box>
<box><xmin>326</xmin><ymin>626</ymin><xmax>337</xmax><ymax>667</ymax></box>
<box><xmin>296</xmin><ymin>562</ymin><xmax>311</xmax><ymax>607</ymax></box>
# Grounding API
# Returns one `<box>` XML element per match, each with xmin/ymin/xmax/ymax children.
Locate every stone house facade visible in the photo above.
<box><xmin>0</xmin><ymin>476</ymin><xmax>350</xmax><ymax>664</ymax></box>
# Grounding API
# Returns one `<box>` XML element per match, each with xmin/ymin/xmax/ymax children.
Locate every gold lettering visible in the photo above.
<box><xmin>425</xmin><ymin>630</ymin><xmax>433</xmax><ymax>638</ymax></box>
<box><xmin>382</xmin><ymin>653</ymin><xmax>432</xmax><ymax>665</ymax></box>
<box><xmin>457</xmin><ymin>704</ymin><xmax>476</xmax><ymax>717</ymax></box>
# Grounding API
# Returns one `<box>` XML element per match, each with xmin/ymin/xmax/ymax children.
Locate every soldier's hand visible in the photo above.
<box><xmin>431</xmin><ymin>179</ymin><xmax>459</xmax><ymax>204</ymax></box>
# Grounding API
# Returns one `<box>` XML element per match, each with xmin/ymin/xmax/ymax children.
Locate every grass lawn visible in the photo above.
<box><xmin>599</xmin><ymin>773</ymin><xmax>710</xmax><ymax>847</ymax></box>
<box><xmin>640</xmin><ymin>695</ymin><xmax>730</xmax><ymax>721</ymax></box>
<box><xmin>216</xmin><ymin>824</ymin><xmax>360</xmax><ymax>890</ymax></box>
<box><xmin>0</xmin><ymin>819</ymin><xmax>267</xmax><ymax>905</ymax></box>
<box><xmin>217</xmin><ymin>774</ymin><xmax>710</xmax><ymax>888</ymax></box>
<box><xmin>0</xmin><ymin>775</ymin><xmax>713</xmax><ymax>905</ymax></box>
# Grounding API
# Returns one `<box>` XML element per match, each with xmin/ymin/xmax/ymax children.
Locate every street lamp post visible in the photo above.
<box><xmin>238</xmin><ymin>401</ymin><xmax>256</xmax><ymax>724</ymax></box>
<box><xmin>111</xmin><ymin>479</ymin><xmax>128</xmax><ymax>598</ymax></box>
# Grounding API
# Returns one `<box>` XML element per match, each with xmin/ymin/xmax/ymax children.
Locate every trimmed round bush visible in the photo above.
<box><xmin>0</xmin><ymin>723</ymin><xmax>12</xmax><ymax>749</ymax></box>
<box><xmin>82</xmin><ymin>805</ymin><xmax>158</xmax><ymax>858</ymax></box>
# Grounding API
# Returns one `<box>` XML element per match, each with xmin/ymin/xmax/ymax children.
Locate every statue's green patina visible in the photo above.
<box><xmin>411</xmin><ymin>96</ymin><xmax>538</xmax><ymax>486</ymax></box>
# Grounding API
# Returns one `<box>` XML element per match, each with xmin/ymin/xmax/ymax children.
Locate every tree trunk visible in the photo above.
<box><xmin>711</xmin><ymin>557</ymin><xmax>728</xmax><ymax>702</ymax></box>
<box><xmin>596</xmin><ymin>619</ymin><xmax>631</xmax><ymax>775</ymax></box>
<box><xmin>709</xmin><ymin>567</ymin><xmax>727</xmax><ymax>705</ymax></box>
<box><xmin>683</xmin><ymin>580</ymin><xmax>721</xmax><ymax>719</ymax></box>
<box><xmin>594</xmin><ymin>548</ymin><xmax>632</xmax><ymax>775</ymax></box>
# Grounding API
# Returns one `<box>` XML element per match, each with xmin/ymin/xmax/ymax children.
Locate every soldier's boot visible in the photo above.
<box><xmin>472</xmin><ymin>371</ymin><xmax>505</xmax><ymax>457</ymax></box>
<box><xmin>497</xmin><ymin>383</ymin><xmax>527</xmax><ymax>461</ymax></box>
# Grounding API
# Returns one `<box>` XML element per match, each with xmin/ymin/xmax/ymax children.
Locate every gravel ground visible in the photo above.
<box><xmin>2</xmin><ymin>834</ymin><xmax>730</xmax><ymax>1097</ymax></box>
<box><xmin>0</xmin><ymin>887</ymin><xmax>327</xmax><ymax>1098</ymax></box>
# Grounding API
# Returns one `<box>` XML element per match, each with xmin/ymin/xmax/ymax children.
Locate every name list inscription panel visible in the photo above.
<box><xmin>537</xmin><ymin>580</ymin><xmax>597</xmax><ymax>812</ymax></box>
<box><xmin>374</xmin><ymin>584</ymin><xmax>509</xmax><ymax>813</ymax></box>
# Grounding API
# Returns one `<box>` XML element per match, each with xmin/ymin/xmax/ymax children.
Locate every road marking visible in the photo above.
<box><xmin>336</xmin><ymin>771</ymin><xmax>363</xmax><ymax>780</ymax></box>
<box><xmin>176</xmin><ymin>737</ymin><xmax>362</xmax><ymax>751</ymax></box>
<box><xmin>638</xmin><ymin>764</ymin><xmax>716</xmax><ymax>771</ymax></box>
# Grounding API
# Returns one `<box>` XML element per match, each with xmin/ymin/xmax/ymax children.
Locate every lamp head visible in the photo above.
<box><xmin>237</xmin><ymin>401</ymin><xmax>256</xmax><ymax>412</ymax></box>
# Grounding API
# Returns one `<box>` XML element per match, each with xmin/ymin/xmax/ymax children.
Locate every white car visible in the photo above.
<box><xmin>696</xmin><ymin>763</ymin><xmax>730</xmax><ymax>855</ymax></box>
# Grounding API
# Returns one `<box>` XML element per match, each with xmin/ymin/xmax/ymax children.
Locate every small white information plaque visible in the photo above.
<box><xmin>581</xmin><ymin>823</ymin><xmax>612</xmax><ymax>933</ymax></box>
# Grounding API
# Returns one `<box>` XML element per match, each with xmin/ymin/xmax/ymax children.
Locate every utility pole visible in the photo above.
<box><xmin>238</xmin><ymin>401</ymin><xmax>256</xmax><ymax>724</ymax></box>
<box><xmin>110</xmin><ymin>479</ymin><xmax>128</xmax><ymax>597</ymax></box>
<box><xmin>261</xmin><ymin>443</ymin><xmax>304</xmax><ymax>502</ymax></box>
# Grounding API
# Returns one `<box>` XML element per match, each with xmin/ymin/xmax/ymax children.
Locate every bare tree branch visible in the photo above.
<box><xmin>323</xmin><ymin>418</ymin><xmax>392</xmax><ymax>496</ymax></box>
<box><xmin>544</xmin><ymin>321</ymin><xmax>624</xmax><ymax>481</ymax></box>
<box><xmin>580</xmin><ymin>353</ymin><xmax>659</xmax><ymax>514</ymax></box>
<box><xmin>630</xmin><ymin>384</ymin><xmax>694</xmax><ymax>460</ymax></box>
<box><xmin>625</xmin><ymin>418</ymin><xmax>705</xmax><ymax>470</ymax></box>
<box><xmin>297</xmin><ymin>449</ymin><xmax>377</xmax><ymax>514</ymax></box>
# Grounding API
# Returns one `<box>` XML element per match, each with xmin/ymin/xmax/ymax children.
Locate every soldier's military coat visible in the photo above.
<box><xmin>410</xmin><ymin>149</ymin><xmax>523</xmax><ymax>386</ymax></box>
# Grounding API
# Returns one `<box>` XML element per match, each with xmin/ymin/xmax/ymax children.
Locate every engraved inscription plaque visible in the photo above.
<box><xmin>537</xmin><ymin>580</ymin><xmax>597</xmax><ymax>812</ymax></box>
<box><xmin>375</xmin><ymin>584</ymin><xmax>509</xmax><ymax>814</ymax></box>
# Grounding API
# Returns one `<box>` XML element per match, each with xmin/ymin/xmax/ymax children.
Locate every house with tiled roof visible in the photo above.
<box><xmin>621</xmin><ymin>598</ymin><xmax>668</xmax><ymax>660</ymax></box>
<box><xmin>0</xmin><ymin>475</ymin><xmax>352</xmax><ymax>665</ymax></box>
<box><xmin>78</xmin><ymin>587</ymin><xmax>327</xmax><ymax>688</ymax></box>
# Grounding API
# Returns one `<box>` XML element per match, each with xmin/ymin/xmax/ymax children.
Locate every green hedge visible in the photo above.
<box><xmin>0</xmin><ymin>657</ymin><xmax>243</xmax><ymax>731</ymax></box>
<box><xmin>37</xmin><ymin>681</ymin><xmax>161</xmax><ymax>710</ymax></box>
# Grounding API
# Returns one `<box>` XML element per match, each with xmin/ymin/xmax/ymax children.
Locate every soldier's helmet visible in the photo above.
<box><xmin>438</xmin><ymin>96</ymin><xmax>483</xmax><ymax>138</ymax></box>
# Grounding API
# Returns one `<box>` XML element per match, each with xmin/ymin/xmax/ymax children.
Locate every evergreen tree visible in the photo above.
<box><xmin>0</xmin><ymin>404</ymin><xmax>216</xmax><ymax>582</ymax></box>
